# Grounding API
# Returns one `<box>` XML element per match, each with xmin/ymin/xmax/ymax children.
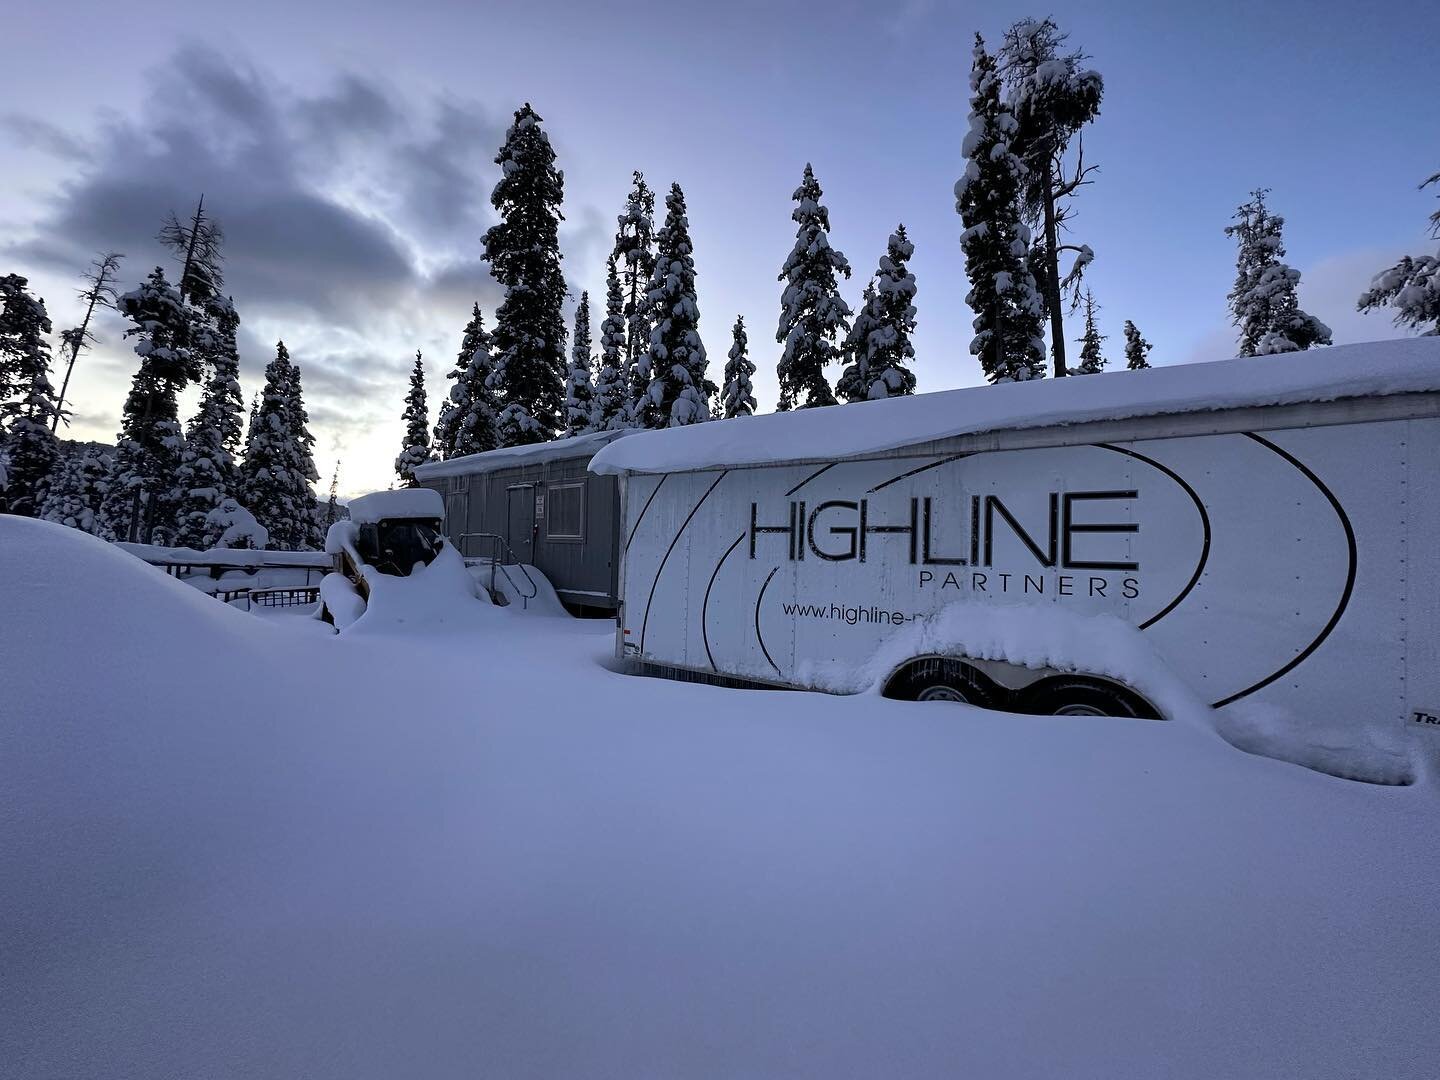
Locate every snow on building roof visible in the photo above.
<box><xmin>413</xmin><ymin>428</ymin><xmax>634</xmax><ymax>480</ymax></box>
<box><xmin>348</xmin><ymin>487</ymin><xmax>444</xmax><ymax>524</ymax></box>
<box><xmin>590</xmin><ymin>338</ymin><xmax>1440</xmax><ymax>475</ymax></box>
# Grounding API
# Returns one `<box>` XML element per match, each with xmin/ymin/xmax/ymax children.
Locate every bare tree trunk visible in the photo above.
<box><xmin>52</xmin><ymin>253</ymin><xmax>121</xmax><ymax>433</ymax></box>
<box><xmin>1041</xmin><ymin>177</ymin><xmax>1067</xmax><ymax>378</ymax></box>
<box><xmin>52</xmin><ymin>291</ymin><xmax>101</xmax><ymax>434</ymax></box>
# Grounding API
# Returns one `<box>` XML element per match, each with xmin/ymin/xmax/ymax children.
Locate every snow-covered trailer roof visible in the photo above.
<box><xmin>589</xmin><ymin>339</ymin><xmax>1440</xmax><ymax>476</ymax></box>
<box><xmin>414</xmin><ymin>428</ymin><xmax>634</xmax><ymax>480</ymax></box>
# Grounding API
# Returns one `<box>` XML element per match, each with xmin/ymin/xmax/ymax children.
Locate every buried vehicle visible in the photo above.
<box><xmin>590</xmin><ymin>340</ymin><xmax>1440</xmax><ymax>773</ymax></box>
<box><xmin>341</xmin><ymin>489</ymin><xmax>446</xmax><ymax>578</ymax></box>
<box><xmin>321</xmin><ymin>489</ymin><xmax>450</xmax><ymax>624</ymax></box>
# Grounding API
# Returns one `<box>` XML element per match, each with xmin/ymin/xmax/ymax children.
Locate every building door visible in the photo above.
<box><xmin>505</xmin><ymin>484</ymin><xmax>535</xmax><ymax>564</ymax></box>
<box><xmin>442</xmin><ymin>488</ymin><xmax>468</xmax><ymax>552</ymax></box>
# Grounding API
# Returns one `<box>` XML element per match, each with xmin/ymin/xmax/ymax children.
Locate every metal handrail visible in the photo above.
<box><xmin>458</xmin><ymin>532</ymin><xmax>539</xmax><ymax>606</ymax></box>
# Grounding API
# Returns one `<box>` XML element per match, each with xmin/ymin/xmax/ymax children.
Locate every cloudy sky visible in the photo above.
<box><xmin>3</xmin><ymin>0</ymin><xmax>1435</xmax><ymax>496</ymax></box>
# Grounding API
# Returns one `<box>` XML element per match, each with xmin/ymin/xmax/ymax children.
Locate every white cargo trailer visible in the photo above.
<box><xmin>590</xmin><ymin>341</ymin><xmax>1440</xmax><ymax>779</ymax></box>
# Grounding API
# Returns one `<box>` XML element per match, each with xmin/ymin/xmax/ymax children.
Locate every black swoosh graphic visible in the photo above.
<box><xmin>1095</xmin><ymin>443</ymin><xmax>1212</xmax><ymax>630</ymax></box>
<box><xmin>754</xmin><ymin>565</ymin><xmax>783</xmax><ymax>676</ymax></box>
<box><xmin>639</xmin><ymin>471</ymin><xmax>727</xmax><ymax>653</ymax></box>
<box><xmin>624</xmin><ymin>473</ymin><xmax>667</xmax><ymax>553</ymax></box>
<box><xmin>702</xmin><ymin>533</ymin><xmax>746</xmax><ymax>670</ymax></box>
<box><xmin>1210</xmin><ymin>434</ymin><xmax>1358</xmax><ymax>708</ymax></box>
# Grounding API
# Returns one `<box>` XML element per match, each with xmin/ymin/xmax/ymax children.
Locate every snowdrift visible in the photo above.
<box><xmin>1</xmin><ymin>518</ymin><xmax>267</xmax><ymax>715</ymax></box>
<box><xmin>5</xmin><ymin>514</ymin><xmax>1440</xmax><ymax>1079</ymax></box>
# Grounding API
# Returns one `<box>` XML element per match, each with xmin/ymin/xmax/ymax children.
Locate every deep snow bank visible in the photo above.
<box><xmin>4</xmin><ymin>515</ymin><xmax>1440</xmax><ymax>1080</ymax></box>
<box><xmin>1</xmin><ymin>518</ymin><xmax>265</xmax><ymax>711</ymax></box>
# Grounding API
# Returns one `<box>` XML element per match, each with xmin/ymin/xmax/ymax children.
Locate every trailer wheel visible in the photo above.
<box><xmin>1019</xmin><ymin>678</ymin><xmax>1160</xmax><ymax>720</ymax></box>
<box><xmin>885</xmin><ymin>659</ymin><xmax>998</xmax><ymax>707</ymax></box>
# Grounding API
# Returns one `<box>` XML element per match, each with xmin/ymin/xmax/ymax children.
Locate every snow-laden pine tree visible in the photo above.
<box><xmin>241</xmin><ymin>342</ymin><xmax>315</xmax><ymax>549</ymax></box>
<box><xmin>160</xmin><ymin>196</ymin><xmax>233</xmax><ymax>540</ymax></box>
<box><xmin>636</xmin><ymin>183</ymin><xmax>713</xmax><ymax>427</ymax></box>
<box><xmin>837</xmin><ymin>226</ymin><xmax>919</xmax><ymax>402</ymax></box>
<box><xmin>776</xmin><ymin>164</ymin><xmax>851</xmax><ymax>410</ymax></box>
<box><xmin>721</xmin><ymin>316</ymin><xmax>757</xmax><ymax>419</ymax></box>
<box><xmin>956</xmin><ymin>36</ymin><xmax>1048</xmax><ymax>384</ymax></box>
<box><xmin>837</xmin><ymin>282</ymin><xmax>879</xmax><ymax>403</ymax></box>
<box><xmin>434</xmin><ymin>304</ymin><xmax>501</xmax><ymax>460</ymax></box>
<box><xmin>95</xmin><ymin>267</ymin><xmax>201</xmax><ymax>543</ymax></box>
<box><xmin>1073</xmin><ymin>289</ymin><xmax>1106</xmax><ymax>374</ymax></box>
<box><xmin>613</xmin><ymin>173</ymin><xmax>658</xmax><ymax>417</ymax></box>
<box><xmin>0</xmin><ymin>274</ymin><xmax>59</xmax><ymax>515</ymax></box>
<box><xmin>4</xmin><ymin>375</ymin><xmax>60</xmax><ymax>516</ymax></box>
<box><xmin>1122</xmin><ymin>320</ymin><xmax>1152</xmax><ymax>369</ymax></box>
<box><xmin>481</xmin><ymin>104</ymin><xmax>568</xmax><ymax>447</ymax></box>
<box><xmin>1358</xmin><ymin>170</ymin><xmax>1440</xmax><ymax>335</ymax></box>
<box><xmin>287</xmin><ymin>362</ymin><xmax>322</xmax><ymax>550</ymax></box>
<box><xmin>564</xmin><ymin>291</ymin><xmax>598</xmax><ymax>436</ymax></box>
<box><xmin>592</xmin><ymin>257</ymin><xmax>631</xmax><ymax>430</ymax></box>
<box><xmin>1225</xmin><ymin>190</ymin><xmax>1332</xmax><ymax>356</ymax></box>
<box><xmin>39</xmin><ymin>443</ymin><xmax>111</xmax><ymax>533</ymax></box>
<box><xmin>998</xmin><ymin>17</ymin><xmax>1103</xmax><ymax>376</ymax></box>
<box><xmin>173</xmin><ymin>297</ymin><xmax>245</xmax><ymax>548</ymax></box>
<box><xmin>280</xmin><ymin>364</ymin><xmax>321</xmax><ymax>550</ymax></box>
<box><xmin>395</xmin><ymin>352</ymin><xmax>436</xmax><ymax>487</ymax></box>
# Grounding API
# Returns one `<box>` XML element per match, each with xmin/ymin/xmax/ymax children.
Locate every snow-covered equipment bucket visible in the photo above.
<box><xmin>592</xmin><ymin>339</ymin><xmax>1440</xmax><ymax>786</ymax></box>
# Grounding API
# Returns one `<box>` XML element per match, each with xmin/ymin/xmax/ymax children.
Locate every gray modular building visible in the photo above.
<box><xmin>413</xmin><ymin>429</ymin><xmax>631</xmax><ymax>614</ymax></box>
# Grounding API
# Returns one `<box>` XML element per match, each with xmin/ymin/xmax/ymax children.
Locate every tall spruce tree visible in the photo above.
<box><xmin>286</xmin><ymin>361</ymin><xmax>322</xmax><ymax>550</ymax></box>
<box><xmin>837</xmin><ymin>281</ymin><xmax>879</xmax><ymax>403</ymax></box>
<box><xmin>776</xmin><ymin>164</ymin><xmax>851</xmax><ymax>410</ymax></box>
<box><xmin>613</xmin><ymin>173</ymin><xmax>658</xmax><ymax>421</ymax></box>
<box><xmin>95</xmin><ymin>267</ymin><xmax>200</xmax><ymax>543</ymax></box>
<box><xmin>241</xmin><ymin>342</ymin><xmax>313</xmax><ymax>549</ymax></box>
<box><xmin>53</xmin><ymin>252</ymin><xmax>123</xmax><ymax>434</ymax></box>
<box><xmin>173</xmin><ymin>297</ymin><xmax>245</xmax><ymax>548</ymax></box>
<box><xmin>1226</xmin><ymin>189</ymin><xmax>1332</xmax><ymax>356</ymax></box>
<box><xmin>0</xmin><ymin>274</ymin><xmax>59</xmax><ymax>515</ymax></box>
<box><xmin>564</xmin><ymin>291</ymin><xmax>598</xmax><ymax>436</ymax></box>
<box><xmin>39</xmin><ymin>444</ymin><xmax>111</xmax><ymax>533</ymax></box>
<box><xmin>1123</xmin><ymin>320</ymin><xmax>1152</xmax><ymax>369</ymax></box>
<box><xmin>957</xmin><ymin>36</ymin><xmax>1048</xmax><ymax>383</ymax></box>
<box><xmin>637</xmin><ymin>183</ymin><xmax>713</xmax><ymax>427</ymax></box>
<box><xmin>1358</xmin><ymin>170</ymin><xmax>1440</xmax><ymax>335</ymax></box>
<box><xmin>1073</xmin><ymin>289</ymin><xmax>1107</xmax><ymax>374</ymax></box>
<box><xmin>838</xmin><ymin>226</ymin><xmax>919</xmax><ymax>402</ymax></box>
<box><xmin>395</xmin><ymin>351</ymin><xmax>436</xmax><ymax>486</ymax></box>
<box><xmin>721</xmin><ymin>316</ymin><xmax>757</xmax><ymax>419</ymax></box>
<box><xmin>593</xmin><ymin>256</ymin><xmax>631</xmax><ymax>430</ymax></box>
<box><xmin>481</xmin><ymin>104</ymin><xmax>568</xmax><ymax>446</ymax></box>
<box><xmin>997</xmin><ymin>18</ymin><xmax>1104</xmax><ymax>376</ymax></box>
<box><xmin>434</xmin><ymin>303</ymin><xmax>500</xmax><ymax>459</ymax></box>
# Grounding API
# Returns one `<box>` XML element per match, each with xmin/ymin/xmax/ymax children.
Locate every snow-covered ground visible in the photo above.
<box><xmin>3</xmin><ymin>516</ymin><xmax>1438</xmax><ymax>1079</ymax></box>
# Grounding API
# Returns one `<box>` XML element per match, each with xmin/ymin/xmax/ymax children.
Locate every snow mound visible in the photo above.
<box><xmin>591</xmin><ymin>338</ymin><xmax>1440</xmax><ymax>474</ymax></box>
<box><xmin>466</xmin><ymin>560</ymin><xmax>569</xmax><ymax>615</ymax></box>
<box><xmin>348</xmin><ymin>487</ymin><xmax>443</xmax><ymax>525</ymax></box>
<box><xmin>811</xmin><ymin>599</ymin><xmax>1210</xmax><ymax>723</ymax></box>
<box><xmin>344</xmin><ymin>542</ymin><xmax>496</xmax><ymax>635</ymax></box>
<box><xmin>0</xmin><ymin>517</ymin><xmax>263</xmax><ymax>715</ymax></box>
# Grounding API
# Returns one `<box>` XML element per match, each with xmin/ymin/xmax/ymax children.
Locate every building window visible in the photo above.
<box><xmin>546</xmin><ymin>481</ymin><xmax>585</xmax><ymax>541</ymax></box>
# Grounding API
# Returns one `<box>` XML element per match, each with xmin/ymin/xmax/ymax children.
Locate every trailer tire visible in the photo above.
<box><xmin>885</xmin><ymin>658</ymin><xmax>998</xmax><ymax>707</ymax></box>
<box><xmin>1019</xmin><ymin>677</ymin><xmax>1159</xmax><ymax>720</ymax></box>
